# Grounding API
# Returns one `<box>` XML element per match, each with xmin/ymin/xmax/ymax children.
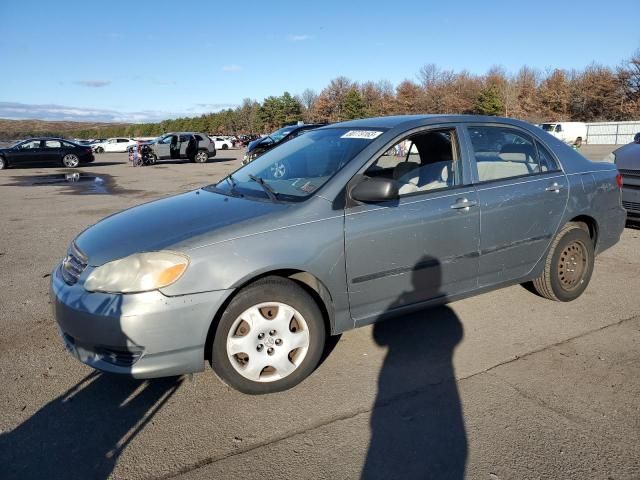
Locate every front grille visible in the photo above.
<box><xmin>620</xmin><ymin>170</ymin><xmax>640</xmax><ymax>190</ymax></box>
<box><xmin>623</xmin><ymin>201</ymin><xmax>640</xmax><ymax>213</ymax></box>
<box><xmin>61</xmin><ymin>242</ymin><xmax>88</xmax><ymax>285</ymax></box>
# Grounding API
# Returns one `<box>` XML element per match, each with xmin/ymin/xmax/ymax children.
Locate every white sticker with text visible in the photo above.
<box><xmin>341</xmin><ymin>130</ymin><xmax>384</xmax><ymax>140</ymax></box>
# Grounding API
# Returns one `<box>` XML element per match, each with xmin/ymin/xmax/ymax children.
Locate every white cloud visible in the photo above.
<box><xmin>287</xmin><ymin>34</ymin><xmax>311</xmax><ymax>42</ymax></box>
<box><xmin>222</xmin><ymin>65</ymin><xmax>241</xmax><ymax>72</ymax></box>
<box><xmin>0</xmin><ymin>101</ymin><xmax>183</xmax><ymax>123</ymax></box>
<box><xmin>74</xmin><ymin>80</ymin><xmax>112</xmax><ymax>88</ymax></box>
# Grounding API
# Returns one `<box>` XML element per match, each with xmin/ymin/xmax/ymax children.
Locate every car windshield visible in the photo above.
<box><xmin>268</xmin><ymin>126</ymin><xmax>297</xmax><ymax>143</ymax></box>
<box><xmin>210</xmin><ymin>127</ymin><xmax>384</xmax><ymax>201</ymax></box>
<box><xmin>541</xmin><ymin>124</ymin><xmax>556</xmax><ymax>132</ymax></box>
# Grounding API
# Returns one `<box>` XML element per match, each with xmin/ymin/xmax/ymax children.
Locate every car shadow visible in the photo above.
<box><xmin>0</xmin><ymin>287</ymin><xmax>184</xmax><ymax>479</ymax></box>
<box><xmin>362</xmin><ymin>255</ymin><xmax>467</xmax><ymax>479</ymax></box>
<box><xmin>0</xmin><ymin>372</ymin><xmax>183</xmax><ymax>479</ymax></box>
<box><xmin>3</xmin><ymin>160</ymin><xmax>126</xmax><ymax>170</ymax></box>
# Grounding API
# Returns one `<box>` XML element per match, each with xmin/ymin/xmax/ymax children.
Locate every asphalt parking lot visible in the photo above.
<box><xmin>1</xmin><ymin>146</ymin><xmax>639</xmax><ymax>479</ymax></box>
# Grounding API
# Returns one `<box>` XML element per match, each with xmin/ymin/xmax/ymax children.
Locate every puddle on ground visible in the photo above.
<box><xmin>4</xmin><ymin>172</ymin><xmax>137</xmax><ymax>195</ymax></box>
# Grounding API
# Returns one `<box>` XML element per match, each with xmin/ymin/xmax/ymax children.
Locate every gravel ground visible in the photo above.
<box><xmin>1</xmin><ymin>146</ymin><xmax>639</xmax><ymax>480</ymax></box>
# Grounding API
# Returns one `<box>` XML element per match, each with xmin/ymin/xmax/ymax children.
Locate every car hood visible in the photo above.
<box><xmin>614</xmin><ymin>143</ymin><xmax>640</xmax><ymax>171</ymax></box>
<box><xmin>74</xmin><ymin>189</ymin><xmax>288</xmax><ymax>266</ymax></box>
<box><xmin>247</xmin><ymin>137</ymin><xmax>268</xmax><ymax>152</ymax></box>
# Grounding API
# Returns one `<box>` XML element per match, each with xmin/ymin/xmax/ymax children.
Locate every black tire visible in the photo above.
<box><xmin>529</xmin><ymin>222</ymin><xmax>594</xmax><ymax>302</ymax></box>
<box><xmin>0</xmin><ymin>156</ymin><xmax>6</xmax><ymax>170</ymax></box>
<box><xmin>95</xmin><ymin>147</ymin><xmax>104</xmax><ymax>153</ymax></box>
<box><xmin>194</xmin><ymin>149</ymin><xmax>208</xmax><ymax>163</ymax></box>
<box><xmin>211</xmin><ymin>276</ymin><xmax>326</xmax><ymax>394</ymax></box>
<box><xmin>222</xmin><ymin>144</ymin><xmax>229</xmax><ymax>150</ymax></box>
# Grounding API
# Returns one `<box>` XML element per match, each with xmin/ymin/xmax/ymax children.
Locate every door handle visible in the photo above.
<box><xmin>450</xmin><ymin>198</ymin><xmax>478</xmax><ymax>210</ymax></box>
<box><xmin>545</xmin><ymin>182</ymin><xmax>563</xmax><ymax>193</ymax></box>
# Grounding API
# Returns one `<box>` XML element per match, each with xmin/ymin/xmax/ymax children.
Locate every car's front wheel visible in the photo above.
<box><xmin>0</xmin><ymin>156</ymin><xmax>6</xmax><ymax>170</ymax></box>
<box><xmin>222</xmin><ymin>143</ymin><xmax>229</xmax><ymax>150</ymax></box>
<box><xmin>211</xmin><ymin>277</ymin><xmax>326</xmax><ymax>394</ymax></box>
<box><xmin>95</xmin><ymin>147</ymin><xmax>104</xmax><ymax>153</ymax></box>
<box><xmin>62</xmin><ymin>153</ymin><xmax>80</xmax><ymax>168</ymax></box>
<box><xmin>529</xmin><ymin>222</ymin><xmax>594</xmax><ymax>301</ymax></box>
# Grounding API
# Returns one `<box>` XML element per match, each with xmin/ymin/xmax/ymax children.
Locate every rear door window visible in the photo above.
<box><xmin>467</xmin><ymin>126</ymin><xmax>542</xmax><ymax>182</ymax></box>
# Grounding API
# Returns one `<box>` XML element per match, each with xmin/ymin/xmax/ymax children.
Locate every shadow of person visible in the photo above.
<box><xmin>362</xmin><ymin>256</ymin><xmax>467</xmax><ymax>479</ymax></box>
<box><xmin>0</xmin><ymin>372</ymin><xmax>183</xmax><ymax>479</ymax></box>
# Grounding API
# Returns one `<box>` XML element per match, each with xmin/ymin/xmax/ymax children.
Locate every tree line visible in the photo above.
<box><xmin>16</xmin><ymin>51</ymin><xmax>640</xmax><ymax>140</ymax></box>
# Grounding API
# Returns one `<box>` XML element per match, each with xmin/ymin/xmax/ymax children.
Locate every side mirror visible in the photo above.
<box><xmin>350</xmin><ymin>176</ymin><xmax>399</xmax><ymax>203</ymax></box>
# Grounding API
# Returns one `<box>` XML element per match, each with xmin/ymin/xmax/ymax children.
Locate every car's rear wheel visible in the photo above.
<box><xmin>211</xmin><ymin>276</ymin><xmax>326</xmax><ymax>394</ymax></box>
<box><xmin>195</xmin><ymin>149</ymin><xmax>208</xmax><ymax>163</ymax></box>
<box><xmin>222</xmin><ymin>144</ymin><xmax>229</xmax><ymax>150</ymax></box>
<box><xmin>95</xmin><ymin>147</ymin><xmax>104</xmax><ymax>153</ymax></box>
<box><xmin>62</xmin><ymin>154</ymin><xmax>80</xmax><ymax>168</ymax></box>
<box><xmin>0</xmin><ymin>156</ymin><xmax>6</xmax><ymax>170</ymax></box>
<box><xmin>529</xmin><ymin>222</ymin><xmax>594</xmax><ymax>301</ymax></box>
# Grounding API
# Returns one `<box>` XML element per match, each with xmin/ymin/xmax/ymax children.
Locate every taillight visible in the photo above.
<box><xmin>616</xmin><ymin>173</ymin><xmax>623</xmax><ymax>188</ymax></box>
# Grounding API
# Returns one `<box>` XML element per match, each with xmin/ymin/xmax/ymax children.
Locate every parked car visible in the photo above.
<box><xmin>540</xmin><ymin>122</ymin><xmax>587</xmax><ymax>147</ymax></box>
<box><xmin>242</xmin><ymin>123</ymin><xmax>325</xmax><ymax>167</ymax></box>
<box><xmin>210</xmin><ymin>136</ymin><xmax>233</xmax><ymax>150</ymax></box>
<box><xmin>93</xmin><ymin>138</ymin><xmax>137</xmax><ymax>153</ymax></box>
<box><xmin>51</xmin><ymin>115</ymin><xmax>625</xmax><ymax>394</ymax></box>
<box><xmin>0</xmin><ymin>138</ymin><xmax>94</xmax><ymax>169</ymax></box>
<box><xmin>607</xmin><ymin>132</ymin><xmax>640</xmax><ymax>222</ymax></box>
<box><xmin>137</xmin><ymin>132</ymin><xmax>216</xmax><ymax>163</ymax></box>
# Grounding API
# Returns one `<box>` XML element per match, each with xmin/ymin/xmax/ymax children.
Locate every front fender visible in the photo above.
<box><xmin>159</xmin><ymin>215</ymin><xmax>353</xmax><ymax>334</ymax></box>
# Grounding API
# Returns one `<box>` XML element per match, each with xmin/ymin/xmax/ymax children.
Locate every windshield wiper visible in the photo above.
<box><xmin>248</xmin><ymin>174</ymin><xmax>278</xmax><ymax>201</ymax></box>
<box><xmin>226</xmin><ymin>174</ymin><xmax>238</xmax><ymax>189</ymax></box>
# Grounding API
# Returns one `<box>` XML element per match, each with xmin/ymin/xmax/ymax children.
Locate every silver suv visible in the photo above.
<box><xmin>147</xmin><ymin>132</ymin><xmax>216</xmax><ymax>163</ymax></box>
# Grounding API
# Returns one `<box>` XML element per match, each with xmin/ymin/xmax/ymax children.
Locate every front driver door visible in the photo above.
<box><xmin>344</xmin><ymin>126</ymin><xmax>480</xmax><ymax>325</ymax></box>
<box><xmin>155</xmin><ymin>136</ymin><xmax>172</xmax><ymax>159</ymax></box>
<box><xmin>10</xmin><ymin>140</ymin><xmax>43</xmax><ymax>165</ymax></box>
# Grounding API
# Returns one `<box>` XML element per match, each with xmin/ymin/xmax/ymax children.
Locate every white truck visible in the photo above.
<box><xmin>540</xmin><ymin>122</ymin><xmax>587</xmax><ymax>147</ymax></box>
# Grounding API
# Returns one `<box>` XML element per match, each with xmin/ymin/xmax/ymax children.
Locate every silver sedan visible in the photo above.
<box><xmin>51</xmin><ymin>115</ymin><xmax>626</xmax><ymax>394</ymax></box>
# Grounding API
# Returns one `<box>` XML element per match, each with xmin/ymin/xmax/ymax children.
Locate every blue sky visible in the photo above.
<box><xmin>1</xmin><ymin>0</ymin><xmax>638</xmax><ymax>123</ymax></box>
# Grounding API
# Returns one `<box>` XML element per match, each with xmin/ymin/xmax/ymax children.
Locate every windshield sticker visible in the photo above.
<box><xmin>341</xmin><ymin>130</ymin><xmax>383</xmax><ymax>140</ymax></box>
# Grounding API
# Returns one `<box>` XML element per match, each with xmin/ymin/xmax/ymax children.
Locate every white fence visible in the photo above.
<box><xmin>586</xmin><ymin>121</ymin><xmax>640</xmax><ymax>145</ymax></box>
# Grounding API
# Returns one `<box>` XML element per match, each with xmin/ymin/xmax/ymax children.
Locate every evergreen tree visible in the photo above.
<box><xmin>475</xmin><ymin>85</ymin><xmax>504</xmax><ymax>116</ymax></box>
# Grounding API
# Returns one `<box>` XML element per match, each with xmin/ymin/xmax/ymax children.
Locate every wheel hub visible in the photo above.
<box><xmin>226</xmin><ymin>302</ymin><xmax>310</xmax><ymax>382</ymax></box>
<box><xmin>558</xmin><ymin>241</ymin><xmax>587</xmax><ymax>291</ymax></box>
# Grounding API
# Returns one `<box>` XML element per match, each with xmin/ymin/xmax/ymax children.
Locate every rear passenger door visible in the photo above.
<box><xmin>464</xmin><ymin>125</ymin><xmax>568</xmax><ymax>286</ymax></box>
<box><xmin>42</xmin><ymin>139</ymin><xmax>63</xmax><ymax>164</ymax></box>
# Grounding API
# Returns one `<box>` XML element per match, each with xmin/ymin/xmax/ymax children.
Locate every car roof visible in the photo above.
<box><xmin>22</xmin><ymin>137</ymin><xmax>67</xmax><ymax>141</ymax></box>
<box><xmin>323</xmin><ymin>114</ymin><xmax>540</xmax><ymax>131</ymax></box>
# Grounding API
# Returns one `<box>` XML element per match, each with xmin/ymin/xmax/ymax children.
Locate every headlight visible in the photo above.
<box><xmin>84</xmin><ymin>251</ymin><xmax>189</xmax><ymax>293</ymax></box>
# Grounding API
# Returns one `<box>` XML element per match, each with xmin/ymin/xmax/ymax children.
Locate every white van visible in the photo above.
<box><xmin>540</xmin><ymin>122</ymin><xmax>587</xmax><ymax>147</ymax></box>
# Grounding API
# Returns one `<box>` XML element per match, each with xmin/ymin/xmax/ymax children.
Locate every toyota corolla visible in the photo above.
<box><xmin>51</xmin><ymin>115</ymin><xmax>626</xmax><ymax>394</ymax></box>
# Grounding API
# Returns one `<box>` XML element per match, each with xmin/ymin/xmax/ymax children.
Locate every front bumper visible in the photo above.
<box><xmin>50</xmin><ymin>264</ymin><xmax>232</xmax><ymax>378</ymax></box>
